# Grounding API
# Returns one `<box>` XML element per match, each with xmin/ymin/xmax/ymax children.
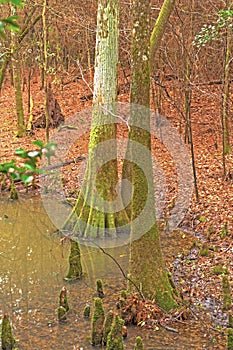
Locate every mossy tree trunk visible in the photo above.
<box><xmin>150</xmin><ymin>0</ymin><xmax>175</xmax><ymax>66</ymax></box>
<box><xmin>11</xmin><ymin>9</ymin><xmax>26</xmax><ymax>138</ymax></box>
<box><xmin>124</xmin><ymin>0</ymin><xmax>178</xmax><ymax>311</ymax></box>
<box><xmin>65</xmin><ymin>0</ymin><xmax>128</xmax><ymax>239</ymax></box>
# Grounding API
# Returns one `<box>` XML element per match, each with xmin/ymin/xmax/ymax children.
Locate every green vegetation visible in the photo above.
<box><xmin>65</xmin><ymin>240</ymin><xmax>83</xmax><ymax>281</ymax></box>
<box><xmin>83</xmin><ymin>304</ymin><xmax>91</xmax><ymax>318</ymax></box>
<box><xmin>134</xmin><ymin>336</ymin><xmax>144</xmax><ymax>350</ymax></box>
<box><xmin>227</xmin><ymin>328</ymin><xmax>233</xmax><ymax>349</ymax></box>
<box><xmin>1</xmin><ymin>314</ymin><xmax>16</xmax><ymax>350</ymax></box>
<box><xmin>96</xmin><ymin>279</ymin><xmax>105</xmax><ymax>298</ymax></box>
<box><xmin>91</xmin><ymin>298</ymin><xmax>105</xmax><ymax>346</ymax></box>
<box><xmin>103</xmin><ymin>310</ymin><xmax>114</xmax><ymax>345</ymax></box>
<box><xmin>211</xmin><ymin>265</ymin><xmax>227</xmax><ymax>275</ymax></box>
<box><xmin>222</xmin><ymin>274</ymin><xmax>232</xmax><ymax>311</ymax></box>
<box><xmin>199</xmin><ymin>244</ymin><xmax>209</xmax><ymax>257</ymax></box>
<box><xmin>59</xmin><ymin>287</ymin><xmax>69</xmax><ymax>312</ymax></box>
<box><xmin>57</xmin><ymin>306</ymin><xmax>67</xmax><ymax>321</ymax></box>
<box><xmin>0</xmin><ymin>140</ymin><xmax>56</xmax><ymax>198</ymax></box>
<box><xmin>0</xmin><ymin>0</ymin><xmax>22</xmax><ymax>40</ymax></box>
<box><xmin>220</xmin><ymin>222</ymin><xmax>229</xmax><ymax>239</ymax></box>
<box><xmin>106</xmin><ymin>315</ymin><xmax>124</xmax><ymax>350</ymax></box>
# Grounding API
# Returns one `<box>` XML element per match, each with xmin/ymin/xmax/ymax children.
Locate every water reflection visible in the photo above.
<box><xmin>0</xmin><ymin>197</ymin><xmax>129</xmax><ymax>349</ymax></box>
<box><xmin>0</xmin><ymin>197</ymin><xmax>226</xmax><ymax>349</ymax></box>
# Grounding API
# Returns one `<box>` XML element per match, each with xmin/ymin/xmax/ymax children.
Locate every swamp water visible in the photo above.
<box><xmin>0</xmin><ymin>197</ymin><xmax>226</xmax><ymax>349</ymax></box>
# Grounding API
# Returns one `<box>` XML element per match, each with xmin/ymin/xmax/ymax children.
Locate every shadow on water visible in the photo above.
<box><xmin>0</xmin><ymin>196</ymin><xmax>226</xmax><ymax>349</ymax></box>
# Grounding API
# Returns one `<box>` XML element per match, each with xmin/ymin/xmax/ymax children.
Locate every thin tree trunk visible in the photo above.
<box><xmin>0</xmin><ymin>11</ymin><xmax>41</xmax><ymax>91</ymax></box>
<box><xmin>222</xmin><ymin>0</ymin><xmax>232</xmax><ymax>176</ymax></box>
<box><xmin>42</xmin><ymin>0</ymin><xmax>49</xmax><ymax>142</ymax></box>
<box><xmin>11</xmin><ymin>13</ymin><xmax>26</xmax><ymax>138</ymax></box>
<box><xmin>182</xmin><ymin>0</ymin><xmax>199</xmax><ymax>201</ymax></box>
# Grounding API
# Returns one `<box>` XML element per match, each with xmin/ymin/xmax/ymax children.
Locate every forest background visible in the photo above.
<box><xmin>0</xmin><ymin>0</ymin><xmax>233</xmax><ymax>348</ymax></box>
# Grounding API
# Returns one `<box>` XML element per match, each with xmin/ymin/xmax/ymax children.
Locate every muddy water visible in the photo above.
<box><xmin>0</xmin><ymin>197</ymin><xmax>225</xmax><ymax>349</ymax></box>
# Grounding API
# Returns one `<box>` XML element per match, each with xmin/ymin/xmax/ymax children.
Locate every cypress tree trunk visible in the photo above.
<box><xmin>125</xmin><ymin>0</ymin><xmax>178</xmax><ymax>311</ymax></box>
<box><xmin>64</xmin><ymin>0</ymin><xmax>128</xmax><ymax>240</ymax></box>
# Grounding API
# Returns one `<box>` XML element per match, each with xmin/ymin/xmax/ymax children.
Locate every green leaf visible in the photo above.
<box><xmin>0</xmin><ymin>161</ymin><xmax>16</xmax><ymax>173</ymax></box>
<box><xmin>0</xmin><ymin>0</ymin><xmax>23</xmax><ymax>6</ymax></box>
<box><xmin>3</xmin><ymin>15</ymin><xmax>19</xmax><ymax>23</ymax></box>
<box><xmin>10</xmin><ymin>0</ymin><xmax>23</xmax><ymax>6</ymax></box>
<box><xmin>20</xmin><ymin>174</ymin><xmax>34</xmax><ymax>184</ymax></box>
<box><xmin>15</xmin><ymin>148</ymin><xmax>28</xmax><ymax>158</ymax></box>
<box><xmin>2</xmin><ymin>16</ymin><xmax>20</xmax><ymax>32</ymax></box>
<box><xmin>22</xmin><ymin>163</ymin><xmax>36</xmax><ymax>171</ymax></box>
<box><xmin>32</xmin><ymin>140</ymin><xmax>45</xmax><ymax>148</ymax></box>
<box><xmin>0</xmin><ymin>29</ymin><xmax>6</xmax><ymax>40</ymax></box>
<box><xmin>6</xmin><ymin>23</ymin><xmax>20</xmax><ymax>32</ymax></box>
<box><xmin>9</xmin><ymin>172</ymin><xmax>20</xmax><ymax>180</ymax></box>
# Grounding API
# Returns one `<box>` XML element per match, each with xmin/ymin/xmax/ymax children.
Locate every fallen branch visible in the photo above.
<box><xmin>10</xmin><ymin>156</ymin><xmax>86</xmax><ymax>184</ymax></box>
<box><xmin>93</xmin><ymin>242</ymin><xmax>145</xmax><ymax>300</ymax></box>
<box><xmin>39</xmin><ymin>155</ymin><xmax>86</xmax><ymax>174</ymax></box>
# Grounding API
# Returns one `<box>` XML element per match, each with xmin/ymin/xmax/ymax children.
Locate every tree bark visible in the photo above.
<box><xmin>150</xmin><ymin>0</ymin><xmax>175</xmax><ymax>68</ymax></box>
<box><xmin>65</xmin><ymin>0</ymin><xmax>128</xmax><ymax>240</ymax></box>
<box><xmin>126</xmin><ymin>0</ymin><xmax>178</xmax><ymax>311</ymax></box>
<box><xmin>11</xmin><ymin>15</ymin><xmax>26</xmax><ymax>138</ymax></box>
<box><xmin>42</xmin><ymin>0</ymin><xmax>50</xmax><ymax>142</ymax></box>
<box><xmin>222</xmin><ymin>0</ymin><xmax>232</xmax><ymax>176</ymax></box>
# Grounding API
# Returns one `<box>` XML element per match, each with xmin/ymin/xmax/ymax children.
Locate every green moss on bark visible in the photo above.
<box><xmin>103</xmin><ymin>310</ymin><xmax>114</xmax><ymax>345</ymax></box>
<box><xmin>91</xmin><ymin>297</ymin><xmax>105</xmax><ymax>346</ymax></box>
<box><xmin>1</xmin><ymin>314</ymin><xmax>15</xmax><ymax>350</ymax></box>
<box><xmin>57</xmin><ymin>306</ymin><xmax>67</xmax><ymax>321</ymax></box>
<box><xmin>229</xmin><ymin>312</ymin><xmax>233</xmax><ymax>328</ymax></box>
<box><xmin>96</xmin><ymin>279</ymin><xmax>105</xmax><ymax>298</ymax></box>
<box><xmin>65</xmin><ymin>240</ymin><xmax>82</xmax><ymax>281</ymax></box>
<box><xmin>106</xmin><ymin>315</ymin><xmax>124</xmax><ymax>350</ymax></box>
<box><xmin>227</xmin><ymin>328</ymin><xmax>233</xmax><ymax>349</ymax></box>
<box><xmin>129</xmin><ymin>225</ymin><xmax>178</xmax><ymax>311</ymax></box>
<box><xmin>83</xmin><ymin>304</ymin><xmax>91</xmax><ymax>318</ymax></box>
<box><xmin>62</xmin><ymin>0</ymin><xmax>130</xmax><ymax>241</ymax></box>
<box><xmin>59</xmin><ymin>287</ymin><xmax>69</xmax><ymax>312</ymax></box>
<box><xmin>134</xmin><ymin>336</ymin><xmax>144</xmax><ymax>350</ymax></box>
<box><xmin>123</xmin><ymin>0</ymin><xmax>178</xmax><ymax>312</ymax></box>
<box><xmin>222</xmin><ymin>274</ymin><xmax>232</xmax><ymax>310</ymax></box>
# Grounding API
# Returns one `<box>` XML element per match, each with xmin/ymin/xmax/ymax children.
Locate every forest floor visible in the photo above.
<box><xmin>0</xmin><ymin>72</ymin><xmax>233</xmax><ymax>346</ymax></box>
